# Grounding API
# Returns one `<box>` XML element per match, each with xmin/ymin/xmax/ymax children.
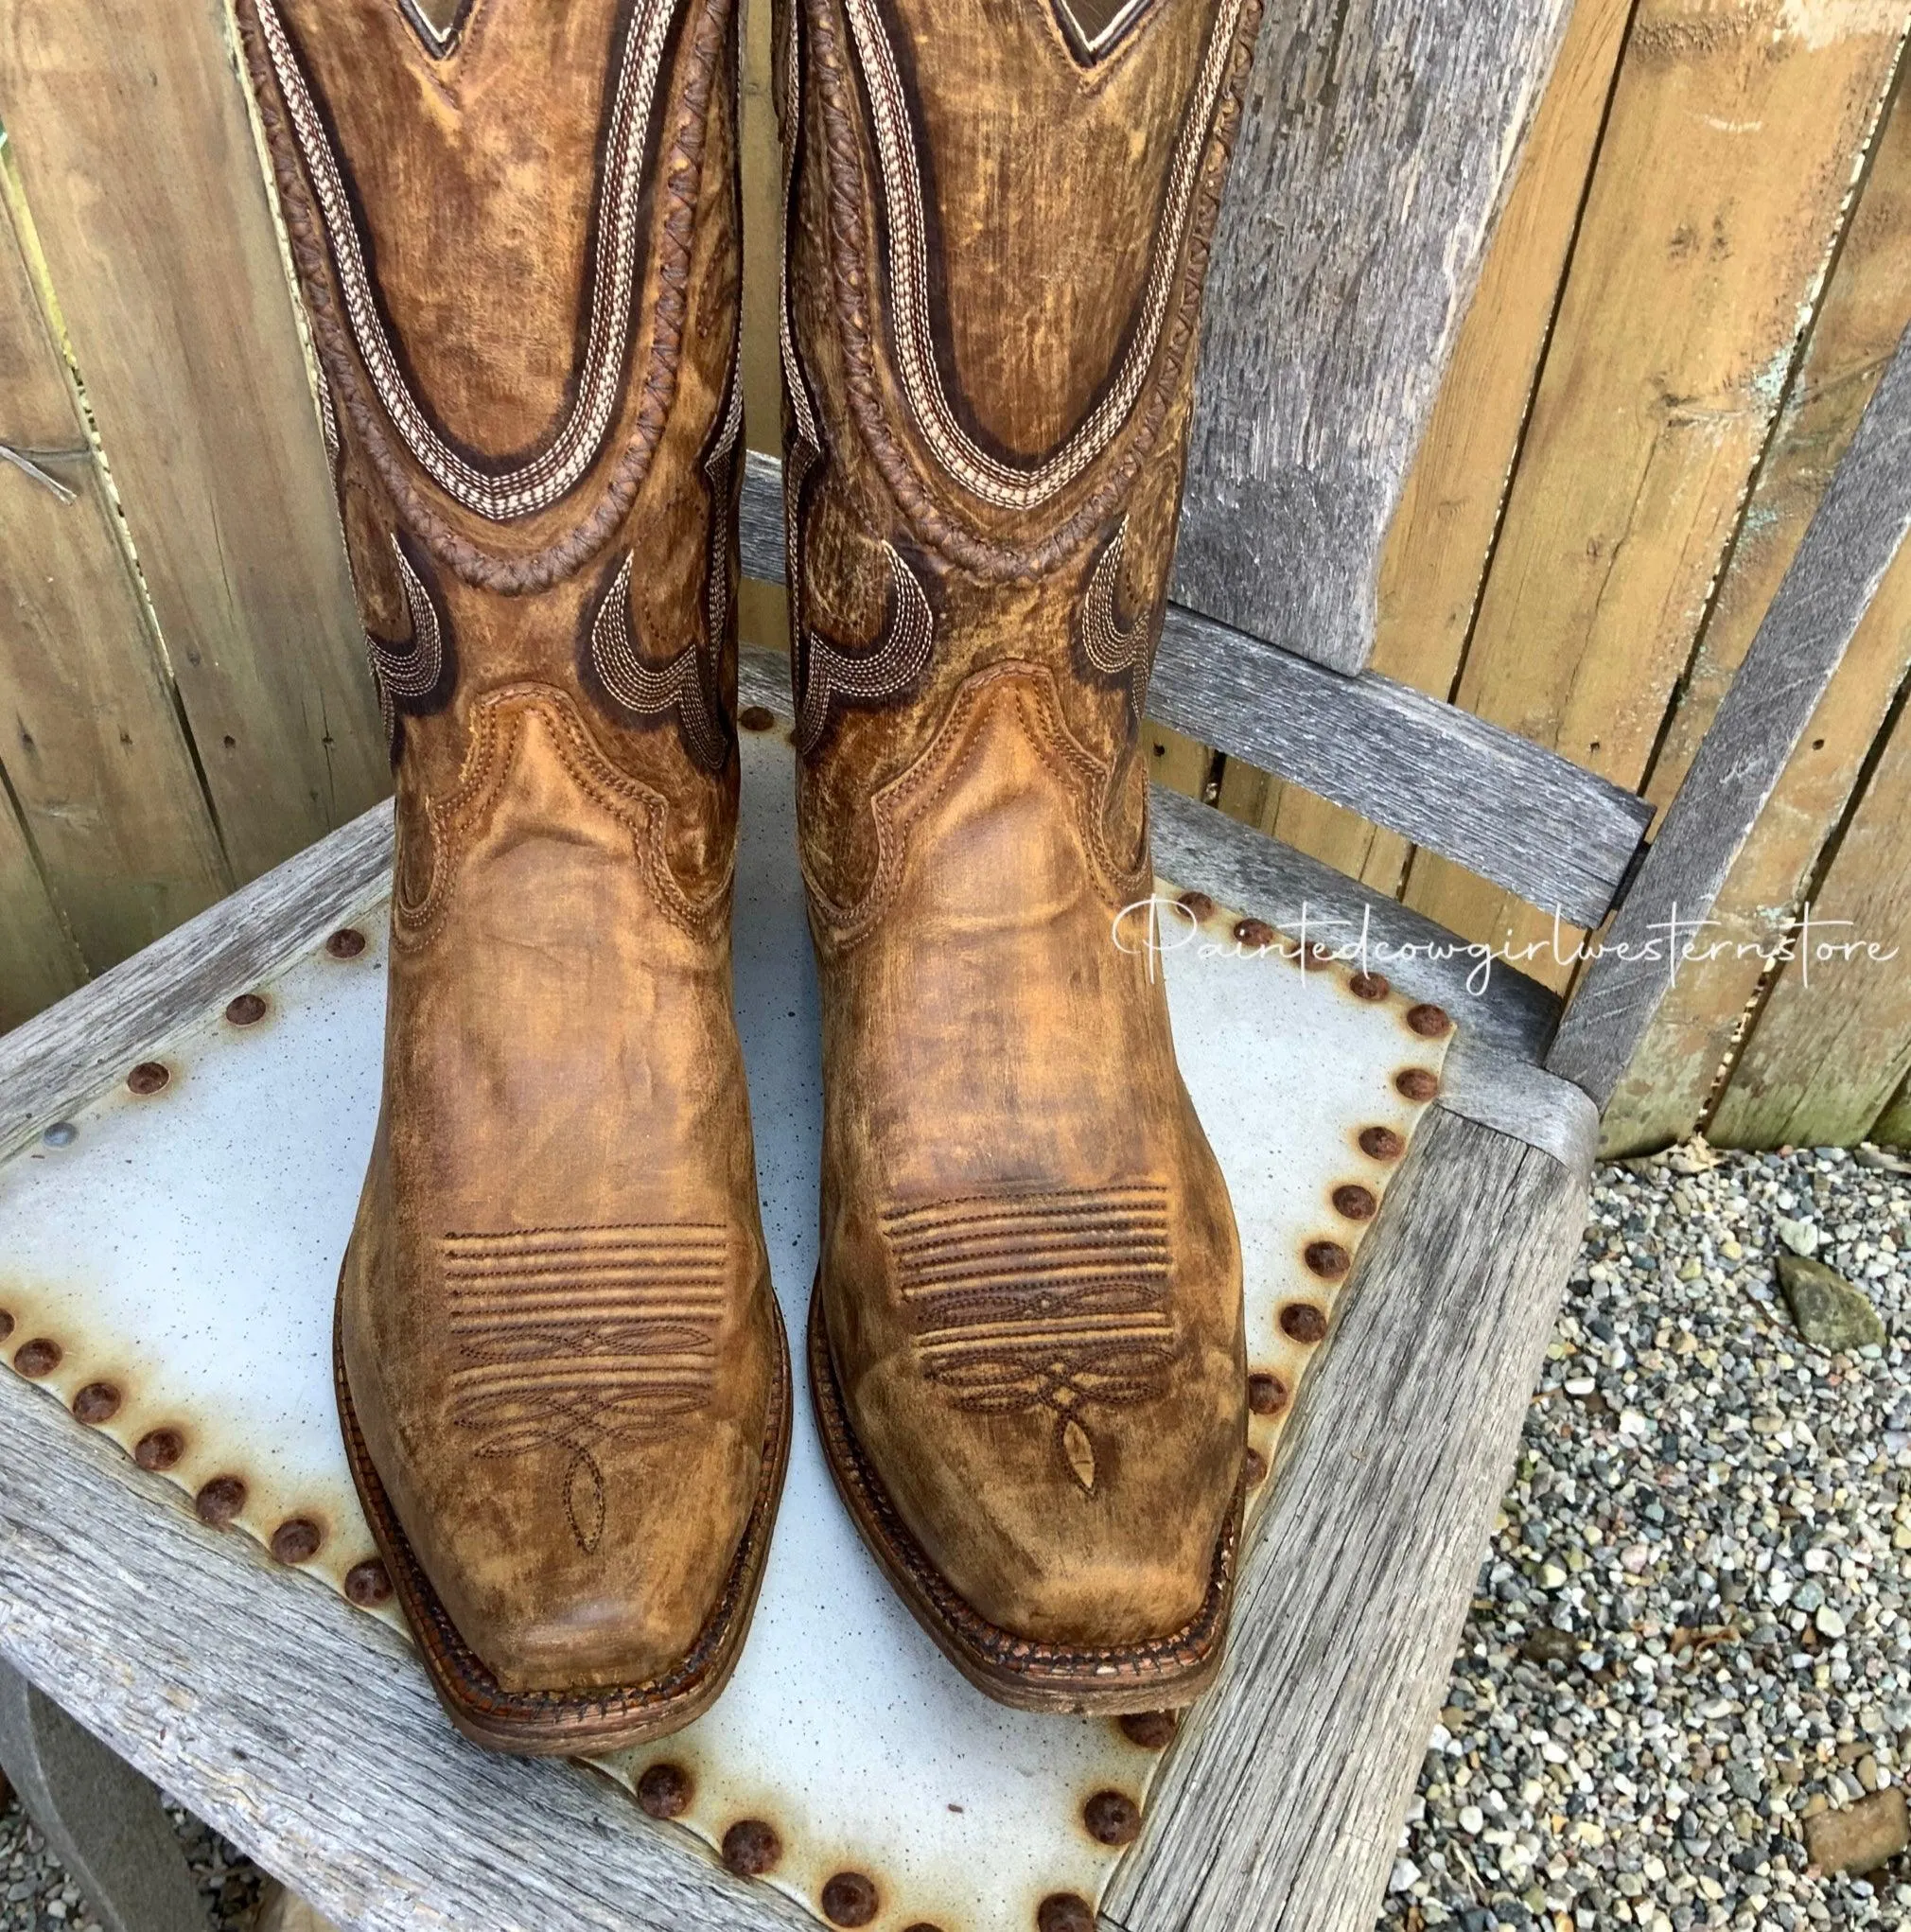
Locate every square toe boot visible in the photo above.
<box><xmin>237</xmin><ymin>0</ymin><xmax>788</xmax><ymax>1751</ymax></box>
<box><xmin>780</xmin><ymin>0</ymin><xmax>1265</xmax><ymax>1711</ymax></box>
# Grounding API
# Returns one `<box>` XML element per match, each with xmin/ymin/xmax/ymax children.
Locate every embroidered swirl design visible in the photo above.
<box><xmin>365</xmin><ymin>537</ymin><xmax>446</xmax><ymax>743</ymax></box>
<box><xmin>885</xmin><ymin>1186</ymin><xmax>1179</xmax><ymax>1496</ymax></box>
<box><xmin>444</xmin><ymin>1224</ymin><xmax>727</xmax><ymax>1555</ymax></box>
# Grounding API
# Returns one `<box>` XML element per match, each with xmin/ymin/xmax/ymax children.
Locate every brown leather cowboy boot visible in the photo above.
<box><xmin>780</xmin><ymin>0</ymin><xmax>1264</xmax><ymax>1710</ymax></box>
<box><xmin>237</xmin><ymin>0</ymin><xmax>788</xmax><ymax>1752</ymax></box>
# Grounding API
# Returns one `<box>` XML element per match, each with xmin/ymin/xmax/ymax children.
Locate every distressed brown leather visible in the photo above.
<box><xmin>237</xmin><ymin>0</ymin><xmax>786</xmax><ymax>1748</ymax></box>
<box><xmin>781</xmin><ymin>0</ymin><xmax>1264</xmax><ymax>1705</ymax></box>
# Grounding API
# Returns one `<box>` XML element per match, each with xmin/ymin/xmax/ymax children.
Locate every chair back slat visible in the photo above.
<box><xmin>1174</xmin><ymin>0</ymin><xmax>1573</xmax><ymax>673</ymax></box>
<box><xmin>1547</xmin><ymin>319</ymin><xmax>1911</xmax><ymax>1107</ymax></box>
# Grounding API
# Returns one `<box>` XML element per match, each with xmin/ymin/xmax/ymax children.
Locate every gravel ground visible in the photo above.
<box><xmin>4</xmin><ymin>1144</ymin><xmax>1906</xmax><ymax>1932</ymax></box>
<box><xmin>1378</xmin><ymin>1140</ymin><xmax>1911</xmax><ymax>1932</ymax></box>
<box><xmin>0</xmin><ymin>1788</ymin><xmax>264</xmax><ymax>1931</ymax></box>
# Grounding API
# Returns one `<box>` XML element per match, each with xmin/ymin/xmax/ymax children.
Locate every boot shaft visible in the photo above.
<box><xmin>779</xmin><ymin>0</ymin><xmax>1264</xmax><ymax>909</ymax></box>
<box><xmin>237</xmin><ymin>0</ymin><xmax>746</xmax><ymax>859</ymax></box>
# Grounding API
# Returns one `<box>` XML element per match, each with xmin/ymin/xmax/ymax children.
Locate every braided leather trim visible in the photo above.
<box><xmin>800</xmin><ymin>0</ymin><xmax>1262</xmax><ymax>580</ymax></box>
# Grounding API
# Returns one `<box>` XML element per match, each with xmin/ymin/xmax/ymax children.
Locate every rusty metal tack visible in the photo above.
<box><xmin>1303</xmin><ymin>1239</ymin><xmax>1351</xmax><ymax>1279</ymax></box>
<box><xmin>1037</xmin><ymin>1893</ymin><xmax>1096</xmax><ymax>1932</ymax></box>
<box><xmin>1347</xmin><ymin>971</ymin><xmax>1390</xmax><ymax>1001</ymax></box>
<box><xmin>1081</xmin><ymin>1792</ymin><xmax>1141</xmax><ymax>1848</ymax></box>
<box><xmin>1359</xmin><ymin>1124</ymin><xmax>1406</xmax><ymax>1161</ymax></box>
<box><xmin>1176</xmin><ymin>890</ymin><xmax>1215</xmax><ymax>921</ymax></box>
<box><xmin>71</xmin><ymin>1382</ymin><xmax>121</xmax><ymax>1425</ymax></box>
<box><xmin>194</xmin><ymin>1475</ymin><xmax>247</xmax><ymax>1526</ymax></box>
<box><xmin>739</xmin><ymin>705</ymin><xmax>777</xmax><ymax>732</ymax></box>
<box><xmin>271</xmin><ymin>1518</ymin><xmax>323</xmax><ymax>1565</ymax></box>
<box><xmin>134</xmin><ymin>1428</ymin><xmax>185</xmax><ymax>1472</ymax></box>
<box><xmin>721</xmin><ymin>1819</ymin><xmax>781</xmax><ymax>1877</ymax></box>
<box><xmin>1279</xmin><ymin>1302</ymin><xmax>1329</xmax><ymax>1344</ymax></box>
<box><xmin>1231</xmin><ymin>917</ymin><xmax>1274</xmax><ymax>950</ymax></box>
<box><xmin>13</xmin><ymin>1339</ymin><xmax>61</xmax><ymax>1378</ymax></box>
<box><xmin>324</xmin><ymin>927</ymin><xmax>367</xmax><ymax>959</ymax></box>
<box><xmin>1331</xmin><ymin>1183</ymin><xmax>1377</xmax><ymax>1221</ymax></box>
<box><xmin>1395</xmin><ymin>1067</ymin><xmax>1441</xmax><ymax>1101</ymax></box>
<box><xmin>635</xmin><ymin>1762</ymin><xmax>693</xmax><ymax>1819</ymax></box>
<box><xmin>1246</xmin><ymin>1371</ymin><xmax>1288</xmax><ymax>1416</ymax></box>
<box><xmin>126</xmin><ymin>1063</ymin><xmax>170</xmax><ymax>1096</ymax></box>
<box><xmin>820</xmin><ymin>1871</ymin><xmax>880</xmax><ymax>1926</ymax></box>
<box><xmin>1406</xmin><ymin>1002</ymin><xmax>1453</xmax><ymax>1038</ymax></box>
<box><xmin>224</xmin><ymin>992</ymin><xmax>269</xmax><ymax>1027</ymax></box>
<box><xmin>343</xmin><ymin>1558</ymin><xmax>393</xmax><ymax>1607</ymax></box>
<box><xmin>0</xmin><ymin>1311</ymin><xmax>12</xmax><ymax>1344</ymax></box>
<box><xmin>1243</xmin><ymin>1447</ymin><xmax>1269</xmax><ymax>1488</ymax></box>
<box><xmin>1117</xmin><ymin>1711</ymin><xmax>1177</xmax><ymax>1749</ymax></box>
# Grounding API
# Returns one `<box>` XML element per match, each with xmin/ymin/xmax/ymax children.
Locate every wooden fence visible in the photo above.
<box><xmin>1</xmin><ymin>0</ymin><xmax>1908</xmax><ymax>1158</ymax></box>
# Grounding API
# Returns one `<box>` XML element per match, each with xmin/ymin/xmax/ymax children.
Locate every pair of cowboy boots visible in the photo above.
<box><xmin>239</xmin><ymin>0</ymin><xmax>1264</xmax><ymax>1751</ymax></box>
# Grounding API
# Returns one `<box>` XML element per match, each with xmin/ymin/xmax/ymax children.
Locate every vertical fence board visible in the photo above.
<box><xmin>0</xmin><ymin>791</ymin><xmax>81</xmax><ymax>1032</ymax></box>
<box><xmin>1402</xmin><ymin>0</ymin><xmax>1908</xmax><ymax>990</ymax></box>
<box><xmin>0</xmin><ymin>0</ymin><xmax>387</xmax><ymax>888</ymax></box>
<box><xmin>1221</xmin><ymin>0</ymin><xmax>1635</xmax><ymax>890</ymax></box>
<box><xmin>1174</xmin><ymin>0</ymin><xmax>1574</xmax><ymax>673</ymax></box>
<box><xmin>1708</xmin><ymin>674</ymin><xmax>1911</xmax><ymax>1149</ymax></box>
<box><xmin>1603</xmin><ymin>82</ymin><xmax>1911</xmax><ymax>1152</ymax></box>
<box><xmin>0</xmin><ymin>190</ymin><xmax>232</xmax><ymax>976</ymax></box>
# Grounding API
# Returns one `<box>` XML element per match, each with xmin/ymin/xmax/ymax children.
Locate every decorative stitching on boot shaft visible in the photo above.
<box><xmin>393</xmin><ymin>685</ymin><xmax>733</xmax><ymax>947</ymax></box>
<box><xmin>800</xmin><ymin>662</ymin><xmax>1149</xmax><ymax>943</ymax></box>
<box><xmin>798</xmin><ymin>0</ymin><xmax>1264</xmax><ymax>580</ymax></box>
<box><xmin>444</xmin><ymin>1224</ymin><xmax>727</xmax><ymax>1554</ymax></box>
<box><xmin>885</xmin><ymin>1186</ymin><xmax>1178</xmax><ymax>1496</ymax></box>
<box><xmin>236</xmin><ymin>0</ymin><xmax>734</xmax><ymax>592</ymax></box>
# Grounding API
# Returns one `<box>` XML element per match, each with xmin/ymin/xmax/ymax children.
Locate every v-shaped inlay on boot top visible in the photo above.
<box><xmin>237</xmin><ymin>0</ymin><xmax>787</xmax><ymax>1752</ymax></box>
<box><xmin>781</xmin><ymin>0</ymin><xmax>1267</xmax><ymax>1710</ymax></box>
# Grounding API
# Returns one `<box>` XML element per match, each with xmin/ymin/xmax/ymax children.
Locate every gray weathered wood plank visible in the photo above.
<box><xmin>1548</xmin><ymin>318</ymin><xmax>1911</xmax><ymax>1108</ymax></box>
<box><xmin>736</xmin><ymin>459</ymin><xmax>1652</xmax><ymax>928</ymax></box>
<box><xmin>1147</xmin><ymin>606</ymin><xmax>1651</xmax><ymax>928</ymax></box>
<box><xmin>1104</xmin><ymin>1107</ymin><xmax>1591</xmax><ymax>1932</ymax></box>
<box><xmin>0</xmin><ymin>803</ymin><xmax>392</xmax><ymax>1163</ymax></box>
<box><xmin>1171</xmin><ymin>0</ymin><xmax>1574</xmax><ymax>674</ymax></box>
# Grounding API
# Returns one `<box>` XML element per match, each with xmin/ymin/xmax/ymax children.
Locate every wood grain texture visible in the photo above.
<box><xmin>0</xmin><ymin>0</ymin><xmax>388</xmax><ymax>888</ymax></box>
<box><xmin>0</xmin><ymin>789</ymin><xmax>81</xmax><ymax>1035</ymax></box>
<box><xmin>1550</xmin><ymin>318</ymin><xmax>1911</xmax><ymax>1110</ymax></box>
<box><xmin>738</xmin><ymin>457</ymin><xmax>1654</xmax><ymax>928</ymax></box>
<box><xmin>1603</xmin><ymin>82</ymin><xmax>1911</xmax><ymax>1152</ymax></box>
<box><xmin>1148</xmin><ymin>607</ymin><xmax>1653</xmax><ymax>929</ymax></box>
<box><xmin>1405</xmin><ymin>0</ymin><xmax>1908</xmax><ymax>989</ymax></box>
<box><xmin>1706</xmin><ymin>676</ymin><xmax>1911</xmax><ymax>1148</ymax></box>
<box><xmin>1105</xmin><ymin>1107</ymin><xmax>1591</xmax><ymax>1932</ymax></box>
<box><xmin>0</xmin><ymin>1362</ymin><xmax>813</xmax><ymax>1932</ymax></box>
<box><xmin>1171</xmin><ymin>0</ymin><xmax>1574</xmax><ymax>674</ymax></box>
<box><xmin>0</xmin><ymin>183</ymin><xmax>233</xmax><ymax>980</ymax></box>
<box><xmin>0</xmin><ymin>802</ymin><xmax>391</xmax><ymax>1163</ymax></box>
<box><xmin>1247</xmin><ymin>0</ymin><xmax>1636</xmax><ymax>892</ymax></box>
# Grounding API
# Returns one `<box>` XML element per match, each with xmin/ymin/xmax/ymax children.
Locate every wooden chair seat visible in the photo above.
<box><xmin>0</xmin><ymin>650</ymin><xmax>1595</xmax><ymax>1932</ymax></box>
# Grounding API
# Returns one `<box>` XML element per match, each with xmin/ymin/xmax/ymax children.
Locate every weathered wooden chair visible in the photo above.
<box><xmin>3</xmin><ymin>5</ymin><xmax>1911</xmax><ymax>1929</ymax></box>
